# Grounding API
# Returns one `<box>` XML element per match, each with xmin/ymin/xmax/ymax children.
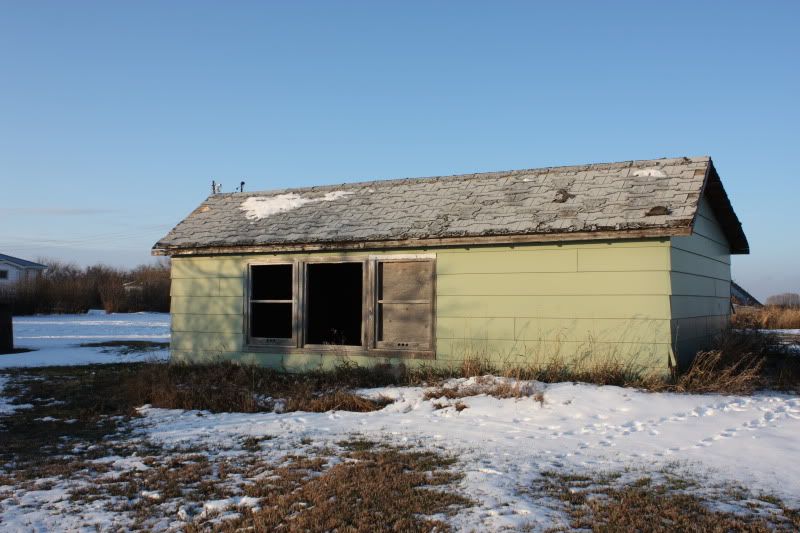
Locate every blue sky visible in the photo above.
<box><xmin>1</xmin><ymin>1</ymin><xmax>797</xmax><ymax>299</ymax></box>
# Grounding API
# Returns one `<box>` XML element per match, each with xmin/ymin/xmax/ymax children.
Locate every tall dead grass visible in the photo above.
<box><xmin>124</xmin><ymin>362</ymin><xmax>395</xmax><ymax>413</ymax></box>
<box><xmin>732</xmin><ymin>306</ymin><xmax>800</xmax><ymax>330</ymax></box>
<box><xmin>111</xmin><ymin>324</ymin><xmax>799</xmax><ymax>415</ymax></box>
<box><xmin>441</xmin><ymin>328</ymin><xmax>798</xmax><ymax>395</ymax></box>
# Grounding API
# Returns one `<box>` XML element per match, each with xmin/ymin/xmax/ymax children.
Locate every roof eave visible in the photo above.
<box><xmin>699</xmin><ymin>160</ymin><xmax>749</xmax><ymax>255</ymax></box>
<box><xmin>151</xmin><ymin>226</ymin><xmax>690</xmax><ymax>257</ymax></box>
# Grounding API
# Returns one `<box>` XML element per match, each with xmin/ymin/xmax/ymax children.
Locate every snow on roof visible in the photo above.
<box><xmin>240</xmin><ymin>191</ymin><xmax>353</xmax><ymax>220</ymax></box>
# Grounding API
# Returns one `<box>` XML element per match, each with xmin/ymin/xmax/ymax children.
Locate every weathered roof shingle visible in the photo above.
<box><xmin>153</xmin><ymin>156</ymin><xmax>748</xmax><ymax>255</ymax></box>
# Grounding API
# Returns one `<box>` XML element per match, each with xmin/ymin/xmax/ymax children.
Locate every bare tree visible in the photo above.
<box><xmin>765</xmin><ymin>292</ymin><xmax>800</xmax><ymax>308</ymax></box>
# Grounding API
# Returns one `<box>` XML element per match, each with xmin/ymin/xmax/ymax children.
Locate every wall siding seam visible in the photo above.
<box><xmin>436</xmin><ymin>270</ymin><xmax>671</xmax><ymax>276</ymax></box>
<box><xmin>437</xmin><ymin>293</ymin><xmax>672</xmax><ymax>297</ymax></box>
<box><xmin>671</xmin><ymin>248</ymin><xmax>731</xmax><ymax>266</ymax></box>
<box><xmin>437</xmin><ymin>338</ymin><xmax>673</xmax><ymax>345</ymax></box>
<box><xmin>671</xmin><ymin>270</ymin><xmax>730</xmax><ymax>282</ymax></box>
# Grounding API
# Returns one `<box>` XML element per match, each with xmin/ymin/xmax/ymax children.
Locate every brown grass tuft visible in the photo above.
<box><xmin>124</xmin><ymin>362</ymin><xmax>395</xmax><ymax>413</ymax></box>
<box><xmin>535</xmin><ymin>471</ymin><xmax>799</xmax><ymax>532</ymax></box>
<box><xmin>215</xmin><ymin>449</ymin><xmax>472</xmax><ymax>533</ymax></box>
<box><xmin>666</xmin><ymin>349</ymin><xmax>764</xmax><ymax>395</ymax></box>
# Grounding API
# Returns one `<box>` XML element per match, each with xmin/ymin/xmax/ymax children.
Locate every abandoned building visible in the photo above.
<box><xmin>153</xmin><ymin>156</ymin><xmax>748</xmax><ymax>372</ymax></box>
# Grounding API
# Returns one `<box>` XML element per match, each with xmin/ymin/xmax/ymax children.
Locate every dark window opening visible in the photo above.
<box><xmin>250</xmin><ymin>264</ymin><xmax>293</xmax><ymax>340</ymax></box>
<box><xmin>252</xmin><ymin>264</ymin><xmax>292</xmax><ymax>300</ymax></box>
<box><xmin>0</xmin><ymin>270</ymin><xmax>8</xmax><ymax>280</ymax></box>
<box><xmin>306</xmin><ymin>263</ymin><xmax>363</xmax><ymax>346</ymax></box>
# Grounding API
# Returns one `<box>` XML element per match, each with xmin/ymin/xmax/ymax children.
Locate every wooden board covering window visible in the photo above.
<box><xmin>376</xmin><ymin>260</ymin><xmax>434</xmax><ymax>350</ymax></box>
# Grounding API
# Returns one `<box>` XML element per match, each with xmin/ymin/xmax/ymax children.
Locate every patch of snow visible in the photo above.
<box><xmin>3</xmin><ymin>312</ymin><xmax>170</xmax><ymax>368</ymax></box>
<box><xmin>200</xmin><ymin>496</ymin><xmax>261</xmax><ymax>519</ymax></box>
<box><xmin>136</xmin><ymin>379</ymin><xmax>800</xmax><ymax>532</ymax></box>
<box><xmin>0</xmin><ymin>375</ymin><xmax>33</xmax><ymax>415</ymax></box>
<box><xmin>633</xmin><ymin>168</ymin><xmax>667</xmax><ymax>177</ymax></box>
<box><xmin>240</xmin><ymin>191</ymin><xmax>353</xmax><ymax>220</ymax></box>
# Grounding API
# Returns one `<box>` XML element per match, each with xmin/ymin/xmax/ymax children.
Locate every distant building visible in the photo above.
<box><xmin>731</xmin><ymin>281</ymin><xmax>762</xmax><ymax>308</ymax></box>
<box><xmin>0</xmin><ymin>254</ymin><xmax>47</xmax><ymax>289</ymax></box>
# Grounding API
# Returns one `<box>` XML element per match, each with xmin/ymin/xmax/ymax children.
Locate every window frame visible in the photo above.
<box><xmin>245</xmin><ymin>260</ymin><xmax>298</xmax><ymax>347</ymax></box>
<box><xmin>299</xmin><ymin>256</ymin><xmax>369</xmax><ymax>352</ymax></box>
<box><xmin>243</xmin><ymin>254</ymin><xmax>436</xmax><ymax>359</ymax></box>
<box><xmin>371</xmin><ymin>256</ymin><xmax>436</xmax><ymax>352</ymax></box>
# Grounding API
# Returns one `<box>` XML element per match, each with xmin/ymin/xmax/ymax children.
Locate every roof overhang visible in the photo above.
<box><xmin>0</xmin><ymin>259</ymin><xmax>48</xmax><ymax>270</ymax></box>
<box><xmin>699</xmin><ymin>160</ymin><xmax>749</xmax><ymax>254</ymax></box>
<box><xmin>153</xmin><ymin>226</ymin><xmax>687</xmax><ymax>257</ymax></box>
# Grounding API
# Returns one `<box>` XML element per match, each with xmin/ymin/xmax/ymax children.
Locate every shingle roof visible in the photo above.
<box><xmin>0</xmin><ymin>254</ymin><xmax>47</xmax><ymax>269</ymax></box>
<box><xmin>153</xmin><ymin>156</ymin><xmax>748</xmax><ymax>255</ymax></box>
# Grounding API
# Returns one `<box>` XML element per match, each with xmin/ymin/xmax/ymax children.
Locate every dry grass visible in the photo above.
<box><xmin>665</xmin><ymin>349</ymin><xmax>765</xmax><ymax>395</ymax></box>
<box><xmin>123</xmin><ymin>361</ymin><xmax>395</xmax><ymax>413</ymax></box>
<box><xmin>0</xmin><ymin>365</ymin><xmax>471</xmax><ymax>531</ymax></box>
<box><xmin>667</xmin><ymin>329</ymin><xmax>800</xmax><ymax>394</ymax></box>
<box><xmin>536</xmin><ymin>471</ymin><xmax>800</xmax><ymax>532</ymax></box>
<box><xmin>732</xmin><ymin>306</ymin><xmax>800</xmax><ymax>330</ymax></box>
<box><xmin>216</xmin><ymin>448</ymin><xmax>471</xmax><ymax>533</ymax></box>
<box><xmin>425</xmin><ymin>375</ymin><xmax>541</xmax><ymax>401</ymax></box>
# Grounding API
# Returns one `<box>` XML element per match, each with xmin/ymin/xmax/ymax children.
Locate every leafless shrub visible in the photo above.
<box><xmin>7</xmin><ymin>258</ymin><xmax>170</xmax><ymax>315</ymax></box>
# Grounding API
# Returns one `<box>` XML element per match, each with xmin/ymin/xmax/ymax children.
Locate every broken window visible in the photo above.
<box><xmin>246</xmin><ymin>257</ymin><xmax>435</xmax><ymax>354</ymax></box>
<box><xmin>375</xmin><ymin>260</ymin><xmax>434</xmax><ymax>350</ymax></box>
<box><xmin>249</xmin><ymin>264</ymin><xmax>294</xmax><ymax>342</ymax></box>
<box><xmin>305</xmin><ymin>262</ymin><xmax>363</xmax><ymax>346</ymax></box>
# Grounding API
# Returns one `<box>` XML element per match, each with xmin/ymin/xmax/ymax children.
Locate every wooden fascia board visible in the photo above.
<box><xmin>152</xmin><ymin>227</ymin><xmax>685</xmax><ymax>257</ymax></box>
<box><xmin>694</xmin><ymin>160</ymin><xmax>750</xmax><ymax>255</ymax></box>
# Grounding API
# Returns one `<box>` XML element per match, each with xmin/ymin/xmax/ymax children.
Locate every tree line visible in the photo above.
<box><xmin>2</xmin><ymin>259</ymin><xmax>170</xmax><ymax>315</ymax></box>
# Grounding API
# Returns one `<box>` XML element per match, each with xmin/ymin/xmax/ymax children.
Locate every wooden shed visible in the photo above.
<box><xmin>153</xmin><ymin>156</ymin><xmax>748</xmax><ymax>373</ymax></box>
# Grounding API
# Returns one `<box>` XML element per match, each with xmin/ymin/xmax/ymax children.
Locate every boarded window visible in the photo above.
<box><xmin>376</xmin><ymin>260</ymin><xmax>434</xmax><ymax>350</ymax></box>
<box><xmin>249</xmin><ymin>264</ymin><xmax>293</xmax><ymax>341</ymax></box>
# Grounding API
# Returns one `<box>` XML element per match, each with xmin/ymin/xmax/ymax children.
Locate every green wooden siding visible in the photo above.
<box><xmin>169</xmin><ymin>239</ymin><xmax>675</xmax><ymax>372</ymax></box>
<box><xmin>669</xmin><ymin>197</ymin><xmax>732</xmax><ymax>365</ymax></box>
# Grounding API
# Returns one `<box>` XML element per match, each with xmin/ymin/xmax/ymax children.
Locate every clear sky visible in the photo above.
<box><xmin>1</xmin><ymin>1</ymin><xmax>797</xmax><ymax>300</ymax></box>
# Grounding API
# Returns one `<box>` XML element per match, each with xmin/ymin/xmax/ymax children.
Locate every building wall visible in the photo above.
<box><xmin>669</xmin><ymin>197</ymin><xmax>732</xmax><ymax>366</ymax></box>
<box><xmin>169</xmin><ymin>238</ymin><xmax>675</xmax><ymax>373</ymax></box>
<box><xmin>0</xmin><ymin>262</ymin><xmax>23</xmax><ymax>287</ymax></box>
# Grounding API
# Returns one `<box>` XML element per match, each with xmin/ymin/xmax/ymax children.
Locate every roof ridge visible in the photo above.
<box><xmin>214</xmin><ymin>155</ymin><xmax>711</xmax><ymax>199</ymax></box>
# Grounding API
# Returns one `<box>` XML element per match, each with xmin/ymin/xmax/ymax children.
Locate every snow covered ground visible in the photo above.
<box><xmin>5</xmin><ymin>377</ymin><xmax>796</xmax><ymax>531</ymax></box>
<box><xmin>1</xmin><ymin>311</ymin><xmax>170</xmax><ymax>368</ymax></box>
<box><xmin>1</xmin><ymin>315</ymin><xmax>799</xmax><ymax>530</ymax></box>
<box><xmin>133</xmin><ymin>378</ymin><xmax>800</xmax><ymax>531</ymax></box>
